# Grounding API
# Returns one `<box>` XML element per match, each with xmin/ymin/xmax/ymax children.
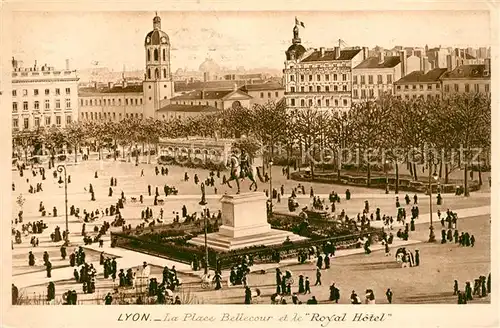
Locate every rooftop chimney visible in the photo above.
<box><xmin>362</xmin><ymin>47</ymin><xmax>369</xmax><ymax>60</ymax></box>
<box><xmin>233</xmin><ymin>83</ymin><xmax>238</xmax><ymax>91</ymax></box>
<box><xmin>378</xmin><ymin>51</ymin><xmax>385</xmax><ymax>64</ymax></box>
<box><xmin>34</xmin><ymin>60</ymin><xmax>37</xmax><ymax>70</ymax></box>
<box><xmin>108</xmin><ymin>82</ymin><xmax>113</xmax><ymax>89</ymax></box>
<box><xmin>334</xmin><ymin>46</ymin><xmax>340</xmax><ymax>59</ymax></box>
<box><xmin>446</xmin><ymin>54</ymin><xmax>453</xmax><ymax>71</ymax></box>
<box><xmin>422</xmin><ymin>56</ymin><xmax>430</xmax><ymax>74</ymax></box>
<box><xmin>320</xmin><ymin>47</ymin><xmax>325</xmax><ymax>57</ymax></box>
<box><xmin>485</xmin><ymin>58</ymin><xmax>491</xmax><ymax>75</ymax></box>
<box><xmin>65</xmin><ymin>59</ymin><xmax>70</xmax><ymax>70</ymax></box>
<box><xmin>399</xmin><ymin>50</ymin><xmax>407</xmax><ymax>77</ymax></box>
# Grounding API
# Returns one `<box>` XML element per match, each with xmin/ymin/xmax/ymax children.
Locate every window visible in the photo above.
<box><xmin>353</xmin><ymin>89</ymin><xmax>359</xmax><ymax>98</ymax></box>
<box><xmin>353</xmin><ymin>76</ymin><xmax>358</xmax><ymax>84</ymax></box>
<box><xmin>474</xmin><ymin>84</ymin><xmax>479</xmax><ymax>93</ymax></box>
<box><xmin>24</xmin><ymin>118</ymin><xmax>29</xmax><ymax>129</ymax></box>
<box><xmin>361</xmin><ymin>90</ymin><xmax>366</xmax><ymax>99</ymax></box>
<box><xmin>154</xmin><ymin>49</ymin><xmax>159</xmax><ymax>61</ymax></box>
<box><xmin>309</xmin><ymin>75</ymin><xmax>313</xmax><ymax>81</ymax></box>
<box><xmin>405</xmin><ymin>85</ymin><xmax>409</xmax><ymax>90</ymax></box>
<box><xmin>12</xmin><ymin>102</ymin><xmax>18</xmax><ymax>112</ymax></box>
<box><xmin>34</xmin><ymin>117</ymin><xmax>40</xmax><ymax>127</ymax></box>
<box><xmin>80</xmin><ymin>99</ymin><xmax>83</xmax><ymax>106</ymax></box>
<box><xmin>317</xmin><ymin>86</ymin><xmax>321</xmax><ymax>92</ymax></box>
<box><xmin>309</xmin><ymin>86</ymin><xmax>313</xmax><ymax>92</ymax></box>
<box><xmin>343</xmin><ymin>85</ymin><xmax>347</xmax><ymax>91</ymax></box>
<box><xmin>163</xmin><ymin>49</ymin><xmax>166</xmax><ymax>61</ymax></box>
<box><xmin>317</xmin><ymin>74</ymin><xmax>321</xmax><ymax>81</ymax></box>
<box><xmin>65</xmin><ymin>88</ymin><xmax>70</xmax><ymax>95</ymax></box>
<box><xmin>485</xmin><ymin>84</ymin><xmax>490</xmax><ymax>93</ymax></box>
<box><xmin>66</xmin><ymin>99</ymin><xmax>71</xmax><ymax>109</ymax></box>
<box><xmin>454</xmin><ymin>84</ymin><xmax>459</xmax><ymax>92</ymax></box>
<box><xmin>325</xmin><ymin>99</ymin><xmax>330</xmax><ymax>106</ymax></box>
<box><xmin>369</xmin><ymin>89</ymin><xmax>374</xmax><ymax>98</ymax></box>
<box><xmin>275</xmin><ymin>91</ymin><xmax>278</xmax><ymax>97</ymax></box>
<box><xmin>444</xmin><ymin>85</ymin><xmax>450</xmax><ymax>93</ymax></box>
<box><xmin>55</xmin><ymin>116</ymin><xmax>61</xmax><ymax>126</ymax></box>
<box><xmin>135</xmin><ymin>99</ymin><xmax>139</xmax><ymax>105</ymax></box>
<box><xmin>12</xmin><ymin>90</ymin><xmax>17</xmax><ymax>97</ymax></box>
<box><xmin>333</xmin><ymin>85</ymin><xmax>338</xmax><ymax>91</ymax></box>
<box><xmin>34</xmin><ymin>101</ymin><xmax>39</xmax><ymax>110</ymax></box>
<box><xmin>113</xmin><ymin>113</ymin><xmax>116</xmax><ymax>119</ymax></box>
<box><xmin>317</xmin><ymin>99</ymin><xmax>321</xmax><ymax>106</ymax></box>
<box><xmin>396</xmin><ymin>85</ymin><xmax>401</xmax><ymax>90</ymax></box>
<box><xmin>412</xmin><ymin>85</ymin><xmax>417</xmax><ymax>90</ymax></box>
<box><xmin>368</xmin><ymin>75</ymin><xmax>373</xmax><ymax>84</ymax></box>
<box><xmin>342</xmin><ymin>74</ymin><xmax>347</xmax><ymax>81</ymax></box>
<box><xmin>301</xmin><ymin>99</ymin><xmax>305</xmax><ymax>107</ymax></box>
<box><xmin>360</xmin><ymin>76</ymin><xmax>365</xmax><ymax>84</ymax></box>
<box><xmin>300</xmin><ymin>75</ymin><xmax>304</xmax><ymax>82</ymax></box>
<box><xmin>301</xmin><ymin>86</ymin><xmax>305</xmax><ymax>92</ymax></box>
<box><xmin>126</xmin><ymin>99</ymin><xmax>129</xmax><ymax>105</ymax></box>
<box><xmin>333</xmin><ymin>74</ymin><xmax>338</xmax><ymax>81</ymax></box>
<box><xmin>419</xmin><ymin>85</ymin><xmax>424</xmax><ymax>90</ymax></box>
<box><xmin>343</xmin><ymin>99</ymin><xmax>348</xmax><ymax>106</ymax></box>
<box><xmin>268</xmin><ymin>92</ymin><xmax>271</xmax><ymax>98</ymax></box>
<box><xmin>465</xmin><ymin>84</ymin><xmax>470</xmax><ymax>92</ymax></box>
<box><xmin>427</xmin><ymin>84</ymin><xmax>432</xmax><ymax>90</ymax></box>
<box><xmin>308</xmin><ymin>99</ymin><xmax>313</xmax><ymax>106</ymax></box>
<box><xmin>260</xmin><ymin>92</ymin><xmax>264</xmax><ymax>98</ymax></box>
<box><xmin>387</xmin><ymin>75</ymin><xmax>392</xmax><ymax>84</ymax></box>
<box><xmin>13</xmin><ymin>118</ymin><xmax>18</xmax><ymax>129</ymax></box>
<box><xmin>325</xmin><ymin>86</ymin><xmax>330</xmax><ymax>92</ymax></box>
<box><xmin>55</xmin><ymin>100</ymin><xmax>61</xmax><ymax>109</ymax></box>
<box><xmin>377</xmin><ymin>75</ymin><xmax>383</xmax><ymax>84</ymax></box>
<box><xmin>118</xmin><ymin>99</ymin><xmax>122</xmax><ymax>106</ymax></box>
<box><xmin>55</xmin><ymin>88</ymin><xmax>60</xmax><ymax>95</ymax></box>
<box><xmin>290</xmin><ymin>87</ymin><xmax>295</xmax><ymax>92</ymax></box>
<box><xmin>147</xmin><ymin>50</ymin><xmax>151</xmax><ymax>61</ymax></box>
<box><xmin>23</xmin><ymin>101</ymin><xmax>28</xmax><ymax>111</ymax></box>
<box><xmin>334</xmin><ymin>99</ymin><xmax>339</xmax><ymax>106</ymax></box>
<box><xmin>45</xmin><ymin>100</ymin><xmax>50</xmax><ymax>109</ymax></box>
<box><xmin>436</xmin><ymin>84</ymin><xmax>441</xmax><ymax>89</ymax></box>
<box><xmin>290</xmin><ymin>75</ymin><xmax>294</xmax><ymax>82</ymax></box>
<box><xmin>45</xmin><ymin>89</ymin><xmax>50</xmax><ymax>95</ymax></box>
<box><xmin>112</xmin><ymin>99</ymin><xmax>115</xmax><ymax>105</ymax></box>
<box><xmin>290</xmin><ymin>99</ymin><xmax>295</xmax><ymax>106</ymax></box>
<box><xmin>23</xmin><ymin>89</ymin><xmax>28</xmax><ymax>96</ymax></box>
<box><xmin>34</xmin><ymin>89</ymin><xmax>39</xmax><ymax>96</ymax></box>
<box><xmin>325</xmin><ymin>74</ymin><xmax>330</xmax><ymax>82</ymax></box>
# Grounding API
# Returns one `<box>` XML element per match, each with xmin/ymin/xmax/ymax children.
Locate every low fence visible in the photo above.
<box><xmin>111</xmin><ymin>226</ymin><xmax>383</xmax><ymax>270</ymax></box>
<box><xmin>291</xmin><ymin>172</ymin><xmax>481</xmax><ymax>194</ymax></box>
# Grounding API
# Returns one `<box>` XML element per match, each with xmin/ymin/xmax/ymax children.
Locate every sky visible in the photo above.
<box><xmin>11</xmin><ymin>10</ymin><xmax>491</xmax><ymax>72</ymax></box>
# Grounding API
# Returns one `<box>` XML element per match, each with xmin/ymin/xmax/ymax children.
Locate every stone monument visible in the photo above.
<box><xmin>188</xmin><ymin>192</ymin><xmax>306</xmax><ymax>251</ymax></box>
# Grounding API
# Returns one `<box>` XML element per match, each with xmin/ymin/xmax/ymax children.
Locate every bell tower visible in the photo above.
<box><xmin>143</xmin><ymin>13</ymin><xmax>174</xmax><ymax>118</ymax></box>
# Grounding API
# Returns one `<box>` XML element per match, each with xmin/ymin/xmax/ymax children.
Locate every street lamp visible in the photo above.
<box><xmin>384</xmin><ymin>159</ymin><xmax>389</xmax><ymax>194</ymax></box>
<box><xmin>428</xmin><ymin>162</ymin><xmax>439</xmax><ymax>243</ymax></box>
<box><xmin>199</xmin><ymin>182</ymin><xmax>209</xmax><ymax>274</ymax></box>
<box><xmin>56</xmin><ymin>164</ymin><xmax>69</xmax><ymax>245</ymax></box>
<box><xmin>269</xmin><ymin>160</ymin><xmax>273</xmax><ymax>213</ymax></box>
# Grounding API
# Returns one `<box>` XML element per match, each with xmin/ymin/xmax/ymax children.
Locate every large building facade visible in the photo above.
<box><xmin>78</xmin><ymin>13</ymin><xmax>173</xmax><ymax>121</ymax></box>
<box><xmin>283</xmin><ymin>25</ymin><xmax>366</xmax><ymax>112</ymax></box>
<box><xmin>11</xmin><ymin>59</ymin><xmax>79</xmax><ymax>131</ymax></box>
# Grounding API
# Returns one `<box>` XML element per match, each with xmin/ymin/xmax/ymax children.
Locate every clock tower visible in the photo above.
<box><xmin>143</xmin><ymin>13</ymin><xmax>174</xmax><ymax>118</ymax></box>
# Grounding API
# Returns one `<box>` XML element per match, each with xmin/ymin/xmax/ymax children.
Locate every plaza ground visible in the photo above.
<box><xmin>11</xmin><ymin>158</ymin><xmax>491</xmax><ymax>304</ymax></box>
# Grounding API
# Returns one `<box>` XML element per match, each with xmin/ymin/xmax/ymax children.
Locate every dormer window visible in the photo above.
<box><xmin>483</xmin><ymin>70</ymin><xmax>489</xmax><ymax>76</ymax></box>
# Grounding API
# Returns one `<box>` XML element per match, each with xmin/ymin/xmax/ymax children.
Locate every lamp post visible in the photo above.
<box><xmin>199</xmin><ymin>182</ymin><xmax>209</xmax><ymax>274</ymax></box>
<box><xmin>428</xmin><ymin>161</ymin><xmax>439</xmax><ymax>243</ymax></box>
<box><xmin>269</xmin><ymin>160</ymin><xmax>273</xmax><ymax>213</ymax></box>
<box><xmin>384</xmin><ymin>159</ymin><xmax>389</xmax><ymax>194</ymax></box>
<box><xmin>57</xmin><ymin>164</ymin><xmax>69</xmax><ymax>245</ymax></box>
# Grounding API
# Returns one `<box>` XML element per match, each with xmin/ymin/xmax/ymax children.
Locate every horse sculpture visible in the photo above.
<box><xmin>224</xmin><ymin>151</ymin><xmax>263</xmax><ymax>194</ymax></box>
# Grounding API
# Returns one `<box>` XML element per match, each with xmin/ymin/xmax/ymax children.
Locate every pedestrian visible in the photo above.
<box><xmin>305</xmin><ymin>277</ymin><xmax>311</xmax><ymax>294</ymax></box>
<box><xmin>47</xmin><ymin>282</ymin><xmax>55</xmax><ymax>302</ymax></box>
<box><xmin>46</xmin><ymin>261</ymin><xmax>52</xmax><ymax>278</ymax></box>
<box><xmin>415</xmin><ymin>249</ymin><xmax>420</xmax><ymax>266</ymax></box>
<box><xmin>470</xmin><ymin>235</ymin><xmax>475</xmax><ymax>247</ymax></box>
<box><xmin>314</xmin><ymin>268</ymin><xmax>322</xmax><ymax>286</ymax></box>
<box><xmin>453</xmin><ymin>280</ymin><xmax>459</xmax><ymax>295</ymax></box>
<box><xmin>298</xmin><ymin>275</ymin><xmax>304</xmax><ymax>294</ymax></box>
<box><xmin>104</xmin><ymin>292</ymin><xmax>113</xmax><ymax>305</ymax></box>
<box><xmin>60</xmin><ymin>244</ymin><xmax>67</xmax><ymax>260</ymax></box>
<box><xmin>385</xmin><ymin>288</ymin><xmax>393</xmax><ymax>304</ymax></box>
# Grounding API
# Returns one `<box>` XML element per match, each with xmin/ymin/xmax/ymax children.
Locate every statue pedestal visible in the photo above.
<box><xmin>188</xmin><ymin>192</ymin><xmax>306</xmax><ymax>251</ymax></box>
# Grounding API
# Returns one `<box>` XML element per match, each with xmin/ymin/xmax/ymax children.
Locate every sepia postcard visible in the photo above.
<box><xmin>0</xmin><ymin>1</ymin><xmax>498</xmax><ymax>328</ymax></box>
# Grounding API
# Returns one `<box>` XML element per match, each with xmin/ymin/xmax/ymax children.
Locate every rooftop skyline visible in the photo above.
<box><xmin>12</xmin><ymin>11</ymin><xmax>490</xmax><ymax>72</ymax></box>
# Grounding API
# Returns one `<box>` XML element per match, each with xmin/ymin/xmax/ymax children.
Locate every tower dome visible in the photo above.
<box><xmin>145</xmin><ymin>14</ymin><xmax>170</xmax><ymax>46</ymax></box>
<box><xmin>285</xmin><ymin>24</ymin><xmax>306</xmax><ymax>60</ymax></box>
<box><xmin>199</xmin><ymin>58</ymin><xmax>220</xmax><ymax>73</ymax></box>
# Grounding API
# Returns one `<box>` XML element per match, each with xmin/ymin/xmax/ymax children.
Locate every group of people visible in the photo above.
<box><xmin>454</xmin><ymin>273</ymin><xmax>491</xmax><ymax>304</ymax></box>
